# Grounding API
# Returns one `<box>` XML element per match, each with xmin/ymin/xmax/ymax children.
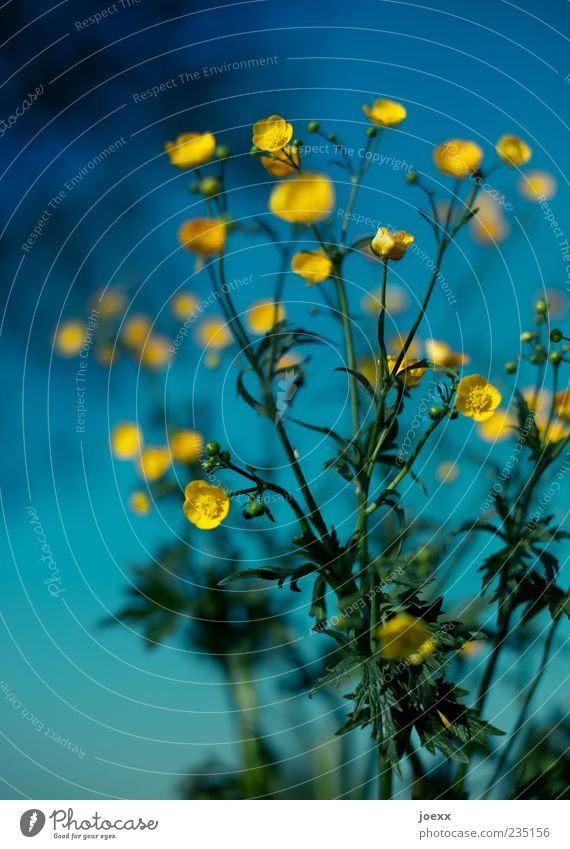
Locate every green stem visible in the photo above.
<box><xmin>379</xmin><ymin>751</ymin><xmax>393</xmax><ymax>800</ymax></box>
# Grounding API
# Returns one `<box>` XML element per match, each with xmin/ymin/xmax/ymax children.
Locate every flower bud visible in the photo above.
<box><xmin>216</xmin><ymin>145</ymin><xmax>231</xmax><ymax>159</ymax></box>
<box><xmin>535</xmin><ymin>298</ymin><xmax>548</xmax><ymax>314</ymax></box>
<box><xmin>550</xmin><ymin>328</ymin><xmax>563</xmax><ymax>343</ymax></box>
<box><xmin>205</xmin><ymin>441</ymin><xmax>220</xmax><ymax>457</ymax></box>
<box><xmin>520</xmin><ymin>331</ymin><xmax>534</xmax><ymax>343</ymax></box>
<box><xmin>292</xmin><ymin>138</ymin><xmax>303</xmax><ymax>149</ymax></box>
<box><xmin>366</xmin><ymin>127</ymin><xmax>378</xmax><ymax>138</ymax></box>
<box><xmin>429</xmin><ymin>405</ymin><xmax>443</xmax><ymax>420</ymax></box>
<box><xmin>504</xmin><ymin>361</ymin><xmax>517</xmax><ymax>374</ymax></box>
<box><xmin>449</xmin><ymin>408</ymin><xmax>459</xmax><ymax>420</ymax></box>
<box><xmin>249</xmin><ymin>145</ymin><xmax>260</xmax><ymax>156</ymax></box>
<box><xmin>549</xmin><ymin>351</ymin><xmax>562</xmax><ymax>365</ymax></box>
<box><xmin>244</xmin><ymin>500</ymin><xmax>265</xmax><ymax>519</ymax></box>
<box><xmin>219</xmin><ymin>451</ymin><xmax>230</xmax><ymax>464</ymax></box>
<box><xmin>200</xmin><ymin>176</ymin><xmax>220</xmax><ymax>197</ymax></box>
<box><xmin>307</xmin><ymin>121</ymin><xmax>320</xmax><ymax>133</ymax></box>
<box><xmin>405</xmin><ymin>171</ymin><xmax>418</xmax><ymax>184</ymax></box>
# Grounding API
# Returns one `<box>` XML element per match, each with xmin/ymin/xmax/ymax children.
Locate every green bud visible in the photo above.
<box><xmin>202</xmin><ymin>461</ymin><xmax>214</xmax><ymax>473</ymax></box>
<box><xmin>249</xmin><ymin>145</ymin><xmax>260</xmax><ymax>156</ymax></box>
<box><xmin>449</xmin><ymin>408</ymin><xmax>459</xmax><ymax>420</ymax></box>
<box><xmin>520</xmin><ymin>331</ymin><xmax>534</xmax><ymax>343</ymax></box>
<box><xmin>504</xmin><ymin>361</ymin><xmax>517</xmax><ymax>374</ymax></box>
<box><xmin>429</xmin><ymin>406</ymin><xmax>443</xmax><ymax>420</ymax></box>
<box><xmin>307</xmin><ymin>121</ymin><xmax>320</xmax><ymax>133</ymax></box>
<box><xmin>533</xmin><ymin>314</ymin><xmax>544</xmax><ymax>325</ymax></box>
<box><xmin>292</xmin><ymin>138</ymin><xmax>303</xmax><ymax>149</ymax></box>
<box><xmin>535</xmin><ymin>298</ymin><xmax>548</xmax><ymax>314</ymax></box>
<box><xmin>205</xmin><ymin>441</ymin><xmax>220</xmax><ymax>457</ymax></box>
<box><xmin>200</xmin><ymin>176</ymin><xmax>220</xmax><ymax>197</ymax></box>
<box><xmin>405</xmin><ymin>171</ymin><xmax>418</xmax><ymax>184</ymax></box>
<box><xmin>535</xmin><ymin>344</ymin><xmax>546</xmax><ymax>355</ymax></box>
<box><xmin>366</xmin><ymin>127</ymin><xmax>378</xmax><ymax>138</ymax></box>
<box><xmin>326</xmin><ymin>133</ymin><xmax>336</xmax><ymax>142</ymax></box>
<box><xmin>219</xmin><ymin>451</ymin><xmax>230</xmax><ymax>464</ymax></box>
<box><xmin>215</xmin><ymin>145</ymin><xmax>231</xmax><ymax>159</ymax></box>
<box><xmin>550</xmin><ymin>328</ymin><xmax>563</xmax><ymax>343</ymax></box>
<box><xmin>189</xmin><ymin>183</ymin><xmax>201</xmax><ymax>194</ymax></box>
<box><xmin>244</xmin><ymin>500</ymin><xmax>265</xmax><ymax>518</ymax></box>
<box><xmin>529</xmin><ymin>353</ymin><xmax>540</xmax><ymax>364</ymax></box>
<box><xmin>549</xmin><ymin>351</ymin><xmax>562</xmax><ymax>365</ymax></box>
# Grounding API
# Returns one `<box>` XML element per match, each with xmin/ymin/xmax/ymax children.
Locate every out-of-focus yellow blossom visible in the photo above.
<box><xmin>518</xmin><ymin>170</ymin><xmax>557</xmax><ymax>202</ymax></box>
<box><xmin>536</xmin><ymin>414</ymin><xmax>570</xmax><ymax>445</ymax></box>
<box><xmin>361</xmin><ymin>285</ymin><xmax>410</xmax><ymax>316</ymax></box>
<box><xmin>112</xmin><ymin>422</ymin><xmax>142</xmax><ymax>459</ymax></box>
<box><xmin>269</xmin><ymin>172</ymin><xmax>334</xmax><ymax>223</ymax></box>
<box><xmin>171</xmin><ymin>291</ymin><xmax>199</xmax><ymax>321</ymax></box>
<box><xmin>437</xmin><ymin>710</ymin><xmax>454</xmax><ymax>732</ymax></box>
<box><xmin>496</xmin><ymin>134</ymin><xmax>532</xmax><ymax>167</ymax></box>
<box><xmin>122</xmin><ymin>314</ymin><xmax>151</xmax><ymax>349</ymax></box>
<box><xmin>137</xmin><ymin>446</ymin><xmax>171</xmax><ymax>481</ymax></box>
<box><xmin>183</xmin><ymin>480</ymin><xmax>230</xmax><ymax>530</ymax></box>
<box><xmin>291</xmin><ymin>250</ymin><xmax>332</xmax><ymax>285</ymax></box>
<box><xmin>91</xmin><ymin>287</ymin><xmax>126</xmax><ymax>319</ymax></box>
<box><xmin>520</xmin><ymin>387</ymin><xmax>548</xmax><ymax>415</ymax></box>
<box><xmin>260</xmin><ymin>145</ymin><xmax>299</xmax><ymax>177</ymax></box>
<box><xmin>478</xmin><ymin>409</ymin><xmax>516</xmax><ymax>442</ymax></box>
<box><xmin>554</xmin><ymin>390</ymin><xmax>570</xmax><ymax>423</ymax></box>
<box><xmin>470</xmin><ymin>196</ymin><xmax>510</xmax><ymax>245</ymax></box>
<box><xmin>195</xmin><ymin>317</ymin><xmax>233</xmax><ymax>350</ymax></box>
<box><xmin>252</xmin><ymin>115</ymin><xmax>293</xmax><ymax>151</ymax></box>
<box><xmin>376</xmin><ymin>613</ymin><xmax>436</xmax><ymax>665</ymax></box>
<box><xmin>461</xmin><ymin>641</ymin><xmax>484</xmax><ymax>658</ymax></box>
<box><xmin>362</xmin><ymin>98</ymin><xmax>406</xmax><ymax>127</ymax></box>
<box><xmin>178</xmin><ymin>218</ymin><xmax>226</xmax><ymax>257</ymax></box>
<box><xmin>95</xmin><ymin>344</ymin><xmax>119</xmax><ymax>366</ymax></box>
<box><xmin>455</xmin><ymin>375</ymin><xmax>502</xmax><ymax>422</ymax></box>
<box><xmin>54</xmin><ymin>320</ymin><xmax>85</xmax><ymax>357</ymax></box>
<box><xmin>129</xmin><ymin>490</ymin><xmax>151</xmax><ymax>515</ymax></box>
<box><xmin>387</xmin><ymin>333</ymin><xmax>421</xmax><ymax>359</ymax></box>
<box><xmin>359</xmin><ymin>358</ymin><xmax>379</xmax><ymax>387</ymax></box>
<box><xmin>542</xmin><ymin>289</ymin><xmax>566</xmax><ymax>320</ymax></box>
<box><xmin>371</xmin><ymin>227</ymin><xmax>414</xmax><ymax>261</ymax></box>
<box><xmin>247</xmin><ymin>299</ymin><xmax>286</xmax><ymax>334</ymax></box>
<box><xmin>277</xmin><ymin>351</ymin><xmax>302</xmax><ymax>370</ymax></box>
<box><xmin>205</xmin><ymin>352</ymin><xmax>221</xmax><ymax>369</ymax></box>
<box><xmin>140</xmin><ymin>335</ymin><xmax>173</xmax><ymax>370</ymax></box>
<box><xmin>164</xmin><ymin>132</ymin><xmax>216</xmax><ymax>168</ymax></box>
<box><xmin>425</xmin><ymin>339</ymin><xmax>469</xmax><ymax>368</ymax></box>
<box><xmin>170</xmin><ymin>430</ymin><xmax>203</xmax><ymax>463</ymax></box>
<box><xmin>433</xmin><ymin>139</ymin><xmax>483</xmax><ymax>179</ymax></box>
<box><xmin>436</xmin><ymin>460</ymin><xmax>459</xmax><ymax>484</ymax></box>
<box><xmin>388</xmin><ymin>355</ymin><xmax>425</xmax><ymax>388</ymax></box>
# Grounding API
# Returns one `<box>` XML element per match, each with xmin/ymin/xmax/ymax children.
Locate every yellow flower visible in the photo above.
<box><xmin>359</xmin><ymin>358</ymin><xmax>379</xmax><ymax>387</ymax></box>
<box><xmin>376</xmin><ymin>613</ymin><xmax>436</xmax><ymax>665</ymax></box>
<box><xmin>455</xmin><ymin>374</ymin><xmax>502</xmax><ymax>422</ymax></box>
<box><xmin>139</xmin><ymin>335</ymin><xmax>173</xmax><ymax>370</ymax></box>
<box><xmin>362</xmin><ymin>98</ymin><xmax>406</xmax><ymax>127</ymax></box>
<box><xmin>361</xmin><ymin>286</ymin><xmax>409</xmax><ymax>316</ymax></box>
<box><xmin>96</xmin><ymin>344</ymin><xmax>119</xmax><ymax>366</ymax></box>
<box><xmin>122</xmin><ymin>314</ymin><xmax>151</xmax><ymax>349</ymax></box>
<box><xmin>496</xmin><ymin>134</ymin><xmax>532</xmax><ymax>167</ymax></box>
<box><xmin>137</xmin><ymin>446</ymin><xmax>171</xmax><ymax>481</ymax></box>
<box><xmin>277</xmin><ymin>352</ymin><xmax>301</xmax><ymax>370</ymax></box>
<box><xmin>536</xmin><ymin>414</ymin><xmax>570</xmax><ymax>445</ymax></box>
<box><xmin>387</xmin><ymin>355</ymin><xmax>425</xmax><ymax>388</ymax></box>
<box><xmin>260</xmin><ymin>146</ymin><xmax>299</xmax><ymax>177</ymax></box>
<box><xmin>164</xmin><ymin>132</ymin><xmax>216</xmax><ymax>168</ymax></box>
<box><xmin>269</xmin><ymin>172</ymin><xmax>334</xmax><ymax>223</ymax></box>
<box><xmin>470</xmin><ymin>196</ymin><xmax>510</xmax><ymax>245</ymax></box>
<box><xmin>436</xmin><ymin>460</ymin><xmax>459</xmax><ymax>484</ymax></box>
<box><xmin>425</xmin><ymin>339</ymin><xmax>469</xmax><ymax>368</ymax></box>
<box><xmin>252</xmin><ymin>114</ymin><xmax>293</xmax><ymax>151</ymax></box>
<box><xmin>183</xmin><ymin>480</ymin><xmax>230</xmax><ymax>530</ymax></box>
<box><xmin>478</xmin><ymin>409</ymin><xmax>516</xmax><ymax>443</ymax></box>
<box><xmin>195</xmin><ymin>317</ymin><xmax>233</xmax><ymax>349</ymax></box>
<box><xmin>460</xmin><ymin>640</ymin><xmax>484</xmax><ymax>657</ymax></box>
<box><xmin>554</xmin><ymin>390</ymin><xmax>570</xmax><ymax>423</ymax></box>
<box><xmin>170</xmin><ymin>430</ymin><xmax>203</xmax><ymax>463</ymax></box>
<box><xmin>171</xmin><ymin>291</ymin><xmax>199</xmax><ymax>321</ymax></box>
<box><xmin>178</xmin><ymin>218</ymin><xmax>226</xmax><ymax>256</ymax></box>
<box><xmin>437</xmin><ymin>710</ymin><xmax>454</xmax><ymax>732</ymax></box>
<box><xmin>111</xmin><ymin>422</ymin><xmax>142</xmax><ymax>459</ymax></box>
<box><xmin>53</xmin><ymin>320</ymin><xmax>85</xmax><ymax>357</ymax></box>
<box><xmin>518</xmin><ymin>170</ymin><xmax>557</xmax><ymax>202</ymax></box>
<box><xmin>129</xmin><ymin>490</ymin><xmax>151</xmax><ymax>515</ymax></box>
<box><xmin>370</xmin><ymin>227</ymin><xmax>414</xmax><ymax>261</ymax></box>
<box><xmin>433</xmin><ymin>139</ymin><xmax>483</xmax><ymax>179</ymax></box>
<box><xmin>388</xmin><ymin>332</ymin><xmax>421</xmax><ymax>359</ymax></box>
<box><xmin>247</xmin><ymin>299</ymin><xmax>286</xmax><ymax>334</ymax></box>
<box><xmin>291</xmin><ymin>250</ymin><xmax>332</xmax><ymax>285</ymax></box>
<box><xmin>90</xmin><ymin>287</ymin><xmax>126</xmax><ymax>319</ymax></box>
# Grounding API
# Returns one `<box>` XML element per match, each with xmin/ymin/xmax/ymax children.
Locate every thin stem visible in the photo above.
<box><xmin>379</xmin><ymin>751</ymin><xmax>393</xmax><ymax>800</ymax></box>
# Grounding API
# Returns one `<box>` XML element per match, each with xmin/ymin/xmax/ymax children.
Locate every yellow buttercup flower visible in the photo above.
<box><xmin>252</xmin><ymin>115</ymin><xmax>293</xmax><ymax>151</ymax></box>
<box><xmin>433</xmin><ymin>139</ymin><xmax>483</xmax><ymax>179</ymax></box>
<box><xmin>518</xmin><ymin>170</ymin><xmax>557</xmax><ymax>202</ymax></box>
<box><xmin>436</xmin><ymin>460</ymin><xmax>459</xmax><ymax>484</ymax></box>
<box><xmin>183</xmin><ymin>480</ymin><xmax>230</xmax><ymax>530</ymax></box>
<box><xmin>478</xmin><ymin>409</ymin><xmax>516</xmax><ymax>442</ymax></box>
<box><xmin>122</xmin><ymin>314</ymin><xmax>151</xmax><ymax>349</ymax></box>
<box><xmin>247</xmin><ymin>299</ymin><xmax>286</xmax><ymax>334</ymax></box>
<box><xmin>387</xmin><ymin>355</ymin><xmax>425</xmax><ymax>388</ymax></box>
<box><xmin>260</xmin><ymin>145</ymin><xmax>299</xmax><ymax>177</ymax></box>
<box><xmin>178</xmin><ymin>218</ymin><xmax>226</xmax><ymax>256</ymax></box>
<box><xmin>455</xmin><ymin>374</ymin><xmax>502</xmax><ymax>422</ymax></box>
<box><xmin>361</xmin><ymin>286</ymin><xmax>410</xmax><ymax>316</ymax></box>
<box><xmin>277</xmin><ymin>352</ymin><xmax>301</xmax><ymax>370</ymax></box>
<box><xmin>111</xmin><ymin>422</ymin><xmax>142</xmax><ymax>459</ymax></box>
<box><xmin>371</xmin><ymin>227</ymin><xmax>414</xmax><ymax>261</ymax></box>
<box><xmin>195</xmin><ymin>317</ymin><xmax>233</xmax><ymax>350</ymax></box>
<box><xmin>291</xmin><ymin>250</ymin><xmax>333</xmax><ymax>285</ymax></box>
<box><xmin>425</xmin><ymin>339</ymin><xmax>469</xmax><ymax>368</ymax></box>
<box><xmin>90</xmin><ymin>287</ymin><xmax>126</xmax><ymax>319</ymax></box>
<box><xmin>461</xmin><ymin>640</ymin><xmax>484</xmax><ymax>657</ymax></box>
<box><xmin>96</xmin><ymin>344</ymin><xmax>119</xmax><ymax>366</ymax></box>
<box><xmin>164</xmin><ymin>132</ymin><xmax>216</xmax><ymax>168</ymax></box>
<box><xmin>376</xmin><ymin>613</ymin><xmax>436</xmax><ymax>665</ymax></box>
<box><xmin>470</xmin><ymin>196</ymin><xmax>510</xmax><ymax>245</ymax></box>
<box><xmin>137</xmin><ymin>446</ymin><xmax>171</xmax><ymax>481</ymax></box>
<box><xmin>358</xmin><ymin>358</ymin><xmax>379</xmax><ymax>387</ymax></box>
<box><xmin>269</xmin><ymin>172</ymin><xmax>334</xmax><ymax>223</ymax></box>
<box><xmin>54</xmin><ymin>320</ymin><xmax>85</xmax><ymax>357</ymax></box>
<box><xmin>129</xmin><ymin>490</ymin><xmax>151</xmax><ymax>515</ymax></box>
<box><xmin>139</xmin><ymin>335</ymin><xmax>172</xmax><ymax>370</ymax></box>
<box><xmin>496</xmin><ymin>134</ymin><xmax>532</xmax><ymax>167</ymax></box>
<box><xmin>554</xmin><ymin>390</ymin><xmax>570</xmax><ymax>423</ymax></box>
<box><xmin>536</xmin><ymin>413</ymin><xmax>570</xmax><ymax>445</ymax></box>
<box><xmin>171</xmin><ymin>291</ymin><xmax>199</xmax><ymax>321</ymax></box>
<box><xmin>362</xmin><ymin>98</ymin><xmax>406</xmax><ymax>127</ymax></box>
<box><xmin>170</xmin><ymin>430</ymin><xmax>203</xmax><ymax>463</ymax></box>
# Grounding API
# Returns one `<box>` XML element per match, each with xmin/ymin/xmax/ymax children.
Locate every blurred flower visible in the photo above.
<box><xmin>477</xmin><ymin>409</ymin><xmax>516</xmax><ymax>442</ymax></box>
<box><xmin>362</xmin><ymin>98</ymin><xmax>406</xmax><ymax>127</ymax></box>
<box><xmin>359</xmin><ymin>357</ymin><xmax>379</xmax><ymax>387</ymax></box>
<box><xmin>376</xmin><ymin>613</ymin><xmax>436</xmax><ymax>665</ymax></box>
<box><xmin>388</xmin><ymin>354</ymin><xmax>425</xmax><ymax>388</ymax></box>
<box><xmin>554</xmin><ymin>390</ymin><xmax>570</xmax><ymax>423</ymax></box>
<box><xmin>139</xmin><ymin>335</ymin><xmax>173</xmax><ymax>370</ymax></box>
<box><xmin>137</xmin><ymin>446</ymin><xmax>171</xmax><ymax>481</ymax></box>
<box><xmin>371</xmin><ymin>227</ymin><xmax>414</xmax><ymax>260</ymax></box>
<box><xmin>388</xmin><ymin>332</ymin><xmax>421</xmax><ymax>359</ymax></box>
<box><xmin>260</xmin><ymin>146</ymin><xmax>299</xmax><ymax>177</ymax></box>
<box><xmin>247</xmin><ymin>299</ymin><xmax>286</xmax><ymax>334</ymax></box>
<box><xmin>518</xmin><ymin>170</ymin><xmax>557</xmax><ymax>202</ymax></box>
<box><xmin>164</xmin><ymin>132</ymin><xmax>216</xmax><ymax>168</ymax></box>
<box><xmin>455</xmin><ymin>375</ymin><xmax>501</xmax><ymax>422</ymax></box>
<box><xmin>122</xmin><ymin>314</ymin><xmax>151</xmax><ymax>349</ymax></box>
<box><xmin>269</xmin><ymin>173</ymin><xmax>334</xmax><ymax>223</ymax></box>
<box><xmin>496</xmin><ymin>134</ymin><xmax>532</xmax><ymax>167</ymax></box>
<box><xmin>170</xmin><ymin>430</ymin><xmax>203</xmax><ymax>463</ymax></box>
<box><xmin>205</xmin><ymin>352</ymin><xmax>221</xmax><ymax>369</ymax></box>
<box><xmin>361</xmin><ymin>285</ymin><xmax>410</xmax><ymax>316</ymax></box>
<box><xmin>425</xmin><ymin>339</ymin><xmax>469</xmax><ymax>368</ymax></box>
<box><xmin>291</xmin><ymin>250</ymin><xmax>332</xmax><ymax>285</ymax></box>
<box><xmin>171</xmin><ymin>291</ymin><xmax>199</xmax><ymax>321</ymax></box>
<box><xmin>433</xmin><ymin>139</ymin><xmax>483</xmax><ymax>179</ymax></box>
<box><xmin>196</xmin><ymin>317</ymin><xmax>233</xmax><ymax>349</ymax></box>
<box><xmin>111</xmin><ymin>422</ymin><xmax>142</xmax><ymax>459</ymax></box>
<box><xmin>129</xmin><ymin>490</ymin><xmax>151</xmax><ymax>515</ymax></box>
<box><xmin>95</xmin><ymin>344</ymin><xmax>119</xmax><ymax>366</ymax></box>
<box><xmin>183</xmin><ymin>480</ymin><xmax>230</xmax><ymax>529</ymax></box>
<box><xmin>252</xmin><ymin>115</ymin><xmax>293</xmax><ymax>151</ymax></box>
<box><xmin>536</xmin><ymin>415</ymin><xmax>570</xmax><ymax>445</ymax></box>
<box><xmin>277</xmin><ymin>352</ymin><xmax>301</xmax><ymax>369</ymax></box>
<box><xmin>460</xmin><ymin>640</ymin><xmax>484</xmax><ymax>657</ymax></box>
<box><xmin>53</xmin><ymin>320</ymin><xmax>85</xmax><ymax>357</ymax></box>
<box><xmin>90</xmin><ymin>287</ymin><xmax>126</xmax><ymax>319</ymax></box>
<box><xmin>469</xmin><ymin>196</ymin><xmax>510</xmax><ymax>245</ymax></box>
<box><xmin>178</xmin><ymin>218</ymin><xmax>226</xmax><ymax>257</ymax></box>
<box><xmin>436</xmin><ymin>460</ymin><xmax>459</xmax><ymax>483</ymax></box>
